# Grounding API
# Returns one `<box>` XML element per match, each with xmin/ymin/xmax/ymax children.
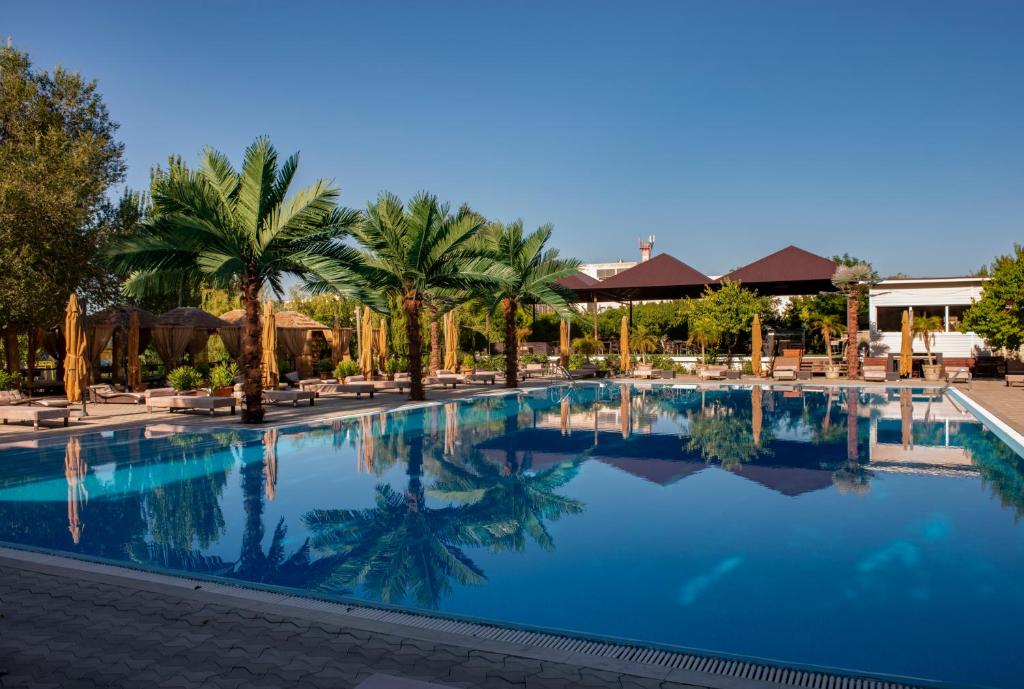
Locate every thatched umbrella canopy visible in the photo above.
<box><xmin>152</xmin><ymin>307</ymin><xmax>230</xmax><ymax>369</ymax></box>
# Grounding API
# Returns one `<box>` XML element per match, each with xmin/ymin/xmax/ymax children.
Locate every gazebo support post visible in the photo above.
<box><xmin>628</xmin><ymin>301</ymin><xmax>633</xmax><ymax>328</ymax></box>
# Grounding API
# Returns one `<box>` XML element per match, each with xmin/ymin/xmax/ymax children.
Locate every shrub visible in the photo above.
<box><xmin>317</xmin><ymin>357</ymin><xmax>333</xmax><ymax>372</ymax></box>
<box><xmin>167</xmin><ymin>366</ymin><xmax>204</xmax><ymax>391</ymax></box>
<box><xmin>333</xmin><ymin>360</ymin><xmax>360</xmax><ymax>380</ymax></box>
<box><xmin>208</xmin><ymin>362</ymin><xmax>238</xmax><ymax>389</ymax></box>
<box><xmin>567</xmin><ymin>352</ymin><xmax>588</xmax><ymax>370</ymax></box>
<box><xmin>386</xmin><ymin>355</ymin><xmax>408</xmax><ymax>375</ymax></box>
<box><xmin>461</xmin><ymin>353</ymin><xmax>475</xmax><ymax>370</ymax></box>
<box><xmin>0</xmin><ymin>370</ymin><xmax>20</xmax><ymax>391</ymax></box>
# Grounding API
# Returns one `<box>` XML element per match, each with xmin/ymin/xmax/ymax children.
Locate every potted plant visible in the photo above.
<box><xmin>913</xmin><ymin>315</ymin><xmax>944</xmax><ymax>381</ymax></box>
<box><xmin>317</xmin><ymin>358</ymin><xmax>333</xmax><ymax>379</ymax></box>
<box><xmin>333</xmin><ymin>359</ymin><xmax>359</xmax><ymax>382</ymax></box>
<box><xmin>167</xmin><ymin>365</ymin><xmax>204</xmax><ymax>395</ymax></box>
<box><xmin>461</xmin><ymin>353</ymin><xmax>476</xmax><ymax>374</ymax></box>
<box><xmin>208</xmin><ymin>363</ymin><xmax>238</xmax><ymax>397</ymax></box>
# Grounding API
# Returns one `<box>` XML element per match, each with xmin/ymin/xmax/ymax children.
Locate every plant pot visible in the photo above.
<box><xmin>825</xmin><ymin>366</ymin><xmax>841</xmax><ymax>380</ymax></box>
<box><xmin>922</xmin><ymin>364</ymin><xmax>942</xmax><ymax>381</ymax></box>
<box><xmin>211</xmin><ymin>386</ymin><xmax>234</xmax><ymax>398</ymax></box>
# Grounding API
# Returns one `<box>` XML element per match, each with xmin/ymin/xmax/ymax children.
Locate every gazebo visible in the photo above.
<box><xmin>87</xmin><ymin>305</ymin><xmax>158</xmax><ymax>384</ymax></box>
<box><xmin>716</xmin><ymin>245</ymin><xmax>838</xmax><ymax>295</ymax></box>
<box><xmin>152</xmin><ymin>307</ymin><xmax>231</xmax><ymax>369</ymax></box>
<box><xmin>219</xmin><ymin>309</ymin><xmax>332</xmax><ymax>377</ymax></box>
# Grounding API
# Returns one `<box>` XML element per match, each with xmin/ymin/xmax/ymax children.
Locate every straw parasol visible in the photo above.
<box><xmin>263</xmin><ymin>428</ymin><xmax>278</xmax><ymax>501</ymax></box>
<box><xmin>64</xmin><ymin>436</ymin><xmax>87</xmax><ymax>544</ymax></box>
<box><xmin>126</xmin><ymin>311</ymin><xmax>142</xmax><ymax>391</ymax></box>
<box><xmin>359</xmin><ymin>306</ymin><xmax>374</xmax><ymax>378</ymax></box>
<box><xmin>261</xmin><ymin>302</ymin><xmax>279</xmax><ymax>389</ymax></box>
<box><xmin>559</xmin><ymin>319</ymin><xmax>570</xmax><ymax>367</ymax></box>
<box><xmin>377</xmin><ymin>319</ymin><xmax>389</xmax><ymax>373</ymax></box>
<box><xmin>443</xmin><ymin>310</ymin><xmax>458</xmax><ymax>372</ymax></box>
<box><xmin>64</xmin><ymin>294</ymin><xmax>88</xmax><ymax>405</ymax></box>
<box><xmin>620</xmin><ymin>316</ymin><xmax>631</xmax><ymax>373</ymax></box>
<box><xmin>331</xmin><ymin>317</ymin><xmax>343</xmax><ymax>366</ymax></box>
<box><xmin>751</xmin><ymin>385</ymin><xmax>763</xmax><ymax>447</ymax></box>
<box><xmin>900</xmin><ymin>310</ymin><xmax>913</xmax><ymax>378</ymax></box>
<box><xmin>751</xmin><ymin>314</ymin><xmax>763</xmax><ymax>377</ymax></box>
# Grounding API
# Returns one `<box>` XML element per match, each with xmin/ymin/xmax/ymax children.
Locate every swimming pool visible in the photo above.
<box><xmin>1</xmin><ymin>384</ymin><xmax>1022</xmax><ymax>688</ymax></box>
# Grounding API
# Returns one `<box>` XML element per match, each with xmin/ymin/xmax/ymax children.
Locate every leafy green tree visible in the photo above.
<box><xmin>630</xmin><ymin>324</ymin><xmax>659</xmax><ymax>363</ymax></box>
<box><xmin>961</xmin><ymin>244</ymin><xmax>1024</xmax><ymax>352</ymax></box>
<box><xmin>808</xmin><ymin>312</ymin><xmax>846</xmax><ymax>361</ymax></box>
<box><xmin>684</xmin><ymin>280</ymin><xmax>774</xmax><ymax>359</ymax></box>
<box><xmin>912</xmin><ymin>314</ymin><xmax>944</xmax><ymax>366</ymax></box>
<box><xmin>105</xmin><ymin>136</ymin><xmax>362</xmax><ymax>422</ymax></box>
<box><xmin>480</xmin><ymin>220</ymin><xmax>579</xmax><ymax>387</ymax></box>
<box><xmin>332</xmin><ymin>192</ymin><xmax>496</xmax><ymax>400</ymax></box>
<box><xmin>0</xmin><ymin>44</ymin><xmax>126</xmax><ymax>334</ymax></box>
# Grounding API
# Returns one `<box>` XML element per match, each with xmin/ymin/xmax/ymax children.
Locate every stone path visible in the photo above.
<box><xmin>0</xmin><ymin>553</ymin><xmax>711</xmax><ymax>689</ymax></box>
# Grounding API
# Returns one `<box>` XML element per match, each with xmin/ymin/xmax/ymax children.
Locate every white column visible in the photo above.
<box><xmin>944</xmin><ymin>305</ymin><xmax>950</xmax><ymax>332</ymax></box>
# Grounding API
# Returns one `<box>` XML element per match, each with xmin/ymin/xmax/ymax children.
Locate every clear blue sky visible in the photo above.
<box><xmin>5</xmin><ymin>1</ymin><xmax>1023</xmax><ymax>277</ymax></box>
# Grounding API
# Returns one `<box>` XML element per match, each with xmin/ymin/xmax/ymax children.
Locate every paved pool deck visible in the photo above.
<box><xmin>3</xmin><ymin>375</ymin><xmax>1020</xmax><ymax>688</ymax></box>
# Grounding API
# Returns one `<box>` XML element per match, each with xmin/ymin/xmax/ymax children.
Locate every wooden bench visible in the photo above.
<box><xmin>0</xmin><ymin>406</ymin><xmax>70</xmax><ymax>429</ymax></box>
<box><xmin>146</xmin><ymin>395</ymin><xmax>236</xmax><ymax>415</ymax></box>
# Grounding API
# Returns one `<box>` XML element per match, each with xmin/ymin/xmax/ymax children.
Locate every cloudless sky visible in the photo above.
<box><xmin>5</xmin><ymin>1</ymin><xmax>1023</xmax><ymax>276</ymax></box>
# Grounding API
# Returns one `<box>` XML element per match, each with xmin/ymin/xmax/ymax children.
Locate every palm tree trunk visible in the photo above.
<box><xmin>240</xmin><ymin>273</ymin><xmax>264</xmax><ymax>423</ymax></box>
<box><xmin>846</xmin><ymin>292</ymin><xmax>859</xmax><ymax>378</ymax></box>
<box><xmin>404</xmin><ymin>294</ymin><xmax>425</xmax><ymax>401</ymax></box>
<box><xmin>429</xmin><ymin>306</ymin><xmax>441</xmax><ymax>375</ymax></box>
<box><xmin>502</xmin><ymin>297</ymin><xmax>518</xmax><ymax>389</ymax></box>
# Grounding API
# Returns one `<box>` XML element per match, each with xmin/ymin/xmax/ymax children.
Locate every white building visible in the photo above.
<box><xmin>868</xmin><ymin>276</ymin><xmax>989</xmax><ymax>359</ymax></box>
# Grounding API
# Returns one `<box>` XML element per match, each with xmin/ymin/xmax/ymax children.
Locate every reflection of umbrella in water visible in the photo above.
<box><xmin>751</xmin><ymin>385</ymin><xmax>763</xmax><ymax>447</ymax></box>
<box><xmin>444</xmin><ymin>402</ymin><xmax>459</xmax><ymax>456</ymax></box>
<box><xmin>900</xmin><ymin>387</ymin><xmax>914</xmax><ymax>450</ymax></box>
<box><xmin>620</xmin><ymin>385</ymin><xmax>631</xmax><ymax>439</ymax></box>
<box><xmin>64</xmin><ymin>436</ymin><xmax>88</xmax><ymax>544</ymax></box>
<box><xmin>263</xmin><ymin>428</ymin><xmax>278</xmax><ymax>501</ymax></box>
<box><xmin>560</xmin><ymin>396</ymin><xmax>570</xmax><ymax>436</ymax></box>
<box><xmin>359</xmin><ymin>414</ymin><xmax>374</xmax><ymax>473</ymax></box>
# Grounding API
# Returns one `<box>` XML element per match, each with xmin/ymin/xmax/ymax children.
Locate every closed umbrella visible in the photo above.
<box><xmin>620</xmin><ymin>316</ymin><xmax>631</xmax><ymax>373</ymax></box>
<box><xmin>126</xmin><ymin>311</ymin><xmax>142</xmax><ymax>391</ymax></box>
<box><xmin>751</xmin><ymin>314</ymin><xmax>763</xmax><ymax>377</ymax></box>
<box><xmin>900</xmin><ymin>310</ymin><xmax>913</xmax><ymax>378</ymax></box>
<box><xmin>559</xmin><ymin>319</ymin><xmax>570</xmax><ymax>367</ymax></box>
<box><xmin>443</xmin><ymin>310</ymin><xmax>458</xmax><ymax>372</ymax></box>
<box><xmin>261</xmin><ymin>302</ymin><xmax>279</xmax><ymax>389</ymax></box>
<box><xmin>377</xmin><ymin>319</ymin><xmax>389</xmax><ymax>373</ymax></box>
<box><xmin>64</xmin><ymin>294</ymin><xmax>88</xmax><ymax>406</ymax></box>
<box><xmin>359</xmin><ymin>306</ymin><xmax>374</xmax><ymax>378</ymax></box>
<box><xmin>331</xmin><ymin>317</ymin><xmax>343</xmax><ymax>366</ymax></box>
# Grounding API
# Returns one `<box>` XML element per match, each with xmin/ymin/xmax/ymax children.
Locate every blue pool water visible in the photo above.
<box><xmin>1</xmin><ymin>384</ymin><xmax>1023</xmax><ymax>688</ymax></box>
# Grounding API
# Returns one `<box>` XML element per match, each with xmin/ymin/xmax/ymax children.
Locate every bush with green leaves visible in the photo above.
<box><xmin>461</xmin><ymin>353</ymin><xmax>475</xmax><ymax>370</ymax></box>
<box><xmin>333</xmin><ymin>360</ymin><xmax>360</xmax><ymax>380</ymax></box>
<box><xmin>208</xmin><ymin>362</ymin><xmax>238</xmax><ymax>389</ymax></box>
<box><xmin>167</xmin><ymin>366</ymin><xmax>205</xmax><ymax>391</ymax></box>
<box><xmin>0</xmin><ymin>370</ymin><xmax>20</xmax><ymax>391</ymax></box>
<box><xmin>386</xmin><ymin>355</ymin><xmax>409</xmax><ymax>375</ymax></box>
<box><xmin>318</xmin><ymin>357</ymin><xmax>333</xmax><ymax>372</ymax></box>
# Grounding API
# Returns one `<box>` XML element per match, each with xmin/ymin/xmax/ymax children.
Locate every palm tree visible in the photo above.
<box><xmin>912</xmin><ymin>314</ymin><xmax>944</xmax><ymax>366</ymax></box>
<box><xmin>630</xmin><ymin>324</ymin><xmax>659</xmax><ymax>364</ymax></box>
<box><xmin>105</xmin><ymin>136</ymin><xmax>362</xmax><ymax>422</ymax></box>
<box><xmin>324</xmin><ymin>192</ymin><xmax>497</xmax><ymax>401</ymax></box>
<box><xmin>481</xmin><ymin>221</ymin><xmax>579</xmax><ymax>388</ymax></box>
<box><xmin>808</xmin><ymin>312</ymin><xmax>846</xmax><ymax>361</ymax></box>
<box><xmin>831</xmin><ymin>264</ymin><xmax>878</xmax><ymax>379</ymax></box>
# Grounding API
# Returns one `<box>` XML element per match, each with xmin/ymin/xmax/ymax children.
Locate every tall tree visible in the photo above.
<box><xmin>0</xmin><ymin>44</ymin><xmax>126</xmax><ymax>339</ymax></box>
<box><xmin>326</xmin><ymin>192</ymin><xmax>497</xmax><ymax>401</ymax></box>
<box><xmin>106</xmin><ymin>136</ymin><xmax>362</xmax><ymax>422</ymax></box>
<box><xmin>481</xmin><ymin>220</ymin><xmax>579</xmax><ymax>387</ymax></box>
<box><xmin>961</xmin><ymin>244</ymin><xmax>1024</xmax><ymax>352</ymax></box>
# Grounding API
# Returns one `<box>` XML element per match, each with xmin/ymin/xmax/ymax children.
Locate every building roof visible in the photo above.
<box><xmin>719</xmin><ymin>245</ymin><xmax>837</xmax><ymax>285</ymax></box>
<box><xmin>555</xmin><ymin>271</ymin><xmax>601</xmax><ymax>290</ymax></box>
<box><xmin>599</xmin><ymin>253</ymin><xmax>710</xmax><ymax>289</ymax></box>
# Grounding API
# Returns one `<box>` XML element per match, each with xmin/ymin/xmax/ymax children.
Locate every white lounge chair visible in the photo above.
<box><xmin>0</xmin><ymin>405</ymin><xmax>70</xmax><ymax>429</ymax></box>
<box><xmin>88</xmin><ymin>384</ymin><xmax>146</xmax><ymax>404</ymax></box>
<box><xmin>146</xmin><ymin>395</ymin><xmax>236</xmax><ymax>415</ymax></box>
<box><xmin>946</xmin><ymin>367</ymin><xmax>971</xmax><ymax>385</ymax></box>
<box><xmin>862</xmin><ymin>366</ymin><xmax>887</xmax><ymax>382</ymax></box>
<box><xmin>699</xmin><ymin>365</ymin><xmax>728</xmax><ymax>381</ymax></box>
<box><xmin>313</xmin><ymin>382</ymin><xmax>375</xmax><ymax>399</ymax></box>
<box><xmin>263</xmin><ymin>389</ymin><xmax>316</xmax><ymax>407</ymax></box>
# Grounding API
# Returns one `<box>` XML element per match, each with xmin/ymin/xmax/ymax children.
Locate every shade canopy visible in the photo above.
<box><xmin>155</xmin><ymin>307</ymin><xmax>231</xmax><ymax>330</ymax></box>
<box><xmin>717</xmin><ymin>245</ymin><xmax>838</xmax><ymax>295</ymax></box>
<box><xmin>593</xmin><ymin>253</ymin><xmax>710</xmax><ymax>301</ymax></box>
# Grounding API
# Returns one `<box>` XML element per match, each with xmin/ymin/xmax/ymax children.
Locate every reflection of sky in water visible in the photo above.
<box><xmin>0</xmin><ymin>385</ymin><xmax>1023</xmax><ymax>688</ymax></box>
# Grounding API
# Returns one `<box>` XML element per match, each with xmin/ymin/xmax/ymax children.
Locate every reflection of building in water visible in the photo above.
<box><xmin>865</xmin><ymin>389</ymin><xmax>980</xmax><ymax>475</ymax></box>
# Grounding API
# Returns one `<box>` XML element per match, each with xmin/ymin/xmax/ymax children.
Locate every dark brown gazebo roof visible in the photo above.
<box><xmin>718</xmin><ymin>245</ymin><xmax>838</xmax><ymax>295</ymax></box>
<box><xmin>555</xmin><ymin>271</ymin><xmax>601</xmax><ymax>291</ymax></box>
<box><xmin>154</xmin><ymin>307</ymin><xmax>231</xmax><ymax>330</ymax></box>
<box><xmin>592</xmin><ymin>253</ymin><xmax>711</xmax><ymax>300</ymax></box>
<box><xmin>89</xmin><ymin>305</ymin><xmax>158</xmax><ymax>329</ymax></box>
<box><xmin>219</xmin><ymin>308</ymin><xmax>329</xmax><ymax>334</ymax></box>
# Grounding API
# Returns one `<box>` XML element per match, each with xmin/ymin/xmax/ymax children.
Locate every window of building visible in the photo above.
<box><xmin>947</xmin><ymin>304</ymin><xmax>968</xmax><ymax>331</ymax></box>
<box><xmin>875</xmin><ymin>307</ymin><xmax>908</xmax><ymax>332</ymax></box>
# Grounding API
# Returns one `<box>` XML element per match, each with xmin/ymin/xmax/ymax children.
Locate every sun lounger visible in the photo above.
<box><xmin>298</xmin><ymin>377</ymin><xmax>329</xmax><ymax>392</ymax></box>
<box><xmin>946</xmin><ymin>367</ymin><xmax>972</xmax><ymax>385</ymax></box>
<box><xmin>88</xmin><ymin>384</ymin><xmax>146</xmax><ymax>404</ymax></box>
<box><xmin>862</xmin><ymin>366</ymin><xmax>887</xmax><ymax>382</ymax></box>
<box><xmin>426</xmin><ymin>374</ymin><xmax>461</xmax><ymax>388</ymax></box>
<box><xmin>0</xmin><ymin>391</ymin><xmax>69</xmax><ymax>408</ymax></box>
<box><xmin>699</xmin><ymin>365</ymin><xmax>728</xmax><ymax>381</ymax></box>
<box><xmin>633</xmin><ymin>365</ymin><xmax>654</xmax><ymax>379</ymax></box>
<box><xmin>1006</xmin><ymin>374</ymin><xmax>1024</xmax><ymax>387</ymax></box>
<box><xmin>465</xmin><ymin>372</ymin><xmax>497</xmax><ymax>384</ymax></box>
<box><xmin>772</xmin><ymin>367</ymin><xmax>797</xmax><ymax>381</ymax></box>
<box><xmin>373</xmin><ymin>379</ymin><xmax>411</xmax><ymax>393</ymax></box>
<box><xmin>522</xmin><ymin>363</ymin><xmax>546</xmax><ymax>379</ymax></box>
<box><xmin>146</xmin><ymin>395</ymin><xmax>236</xmax><ymax>415</ymax></box>
<box><xmin>567</xmin><ymin>363</ymin><xmax>599</xmax><ymax>379</ymax></box>
<box><xmin>263</xmin><ymin>389</ymin><xmax>316</xmax><ymax>406</ymax></box>
<box><xmin>314</xmin><ymin>383</ymin><xmax>375</xmax><ymax>399</ymax></box>
<box><xmin>0</xmin><ymin>405</ymin><xmax>70</xmax><ymax>429</ymax></box>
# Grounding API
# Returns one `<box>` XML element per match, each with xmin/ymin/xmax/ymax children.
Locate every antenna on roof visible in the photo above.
<box><xmin>638</xmin><ymin>235</ymin><xmax>655</xmax><ymax>262</ymax></box>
